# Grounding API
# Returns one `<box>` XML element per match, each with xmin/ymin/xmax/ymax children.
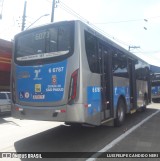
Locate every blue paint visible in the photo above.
<box><xmin>114</xmin><ymin>86</ymin><xmax>130</xmax><ymax>109</ymax></box>
<box><xmin>16</xmin><ymin>60</ymin><xmax>67</xmax><ymax>102</ymax></box>
<box><xmin>87</xmin><ymin>86</ymin><xmax>130</xmax><ymax>116</ymax></box>
<box><xmin>87</xmin><ymin>86</ymin><xmax>101</xmax><ymax>115</ymax></box>
<box><xmin>152</xmin><ymin>86</ymin><xmax>160</xmax><ymax>96</ymax></box>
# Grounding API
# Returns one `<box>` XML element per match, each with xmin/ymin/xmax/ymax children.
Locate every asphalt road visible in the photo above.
<box><xmin>0</xmin><ymin>103</ymin><xmax>160</xmax><ymax>161</ymax></box>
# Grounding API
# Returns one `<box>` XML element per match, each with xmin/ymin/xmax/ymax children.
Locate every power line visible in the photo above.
<box><xmin>132</xmin><ymin>50</ymin><xmax>160</xmax><ymax>54</ymax></box>
<box><xmin>94</xmin><ymin>16</ymin><xmax>160</xmax><ymax>25</ymax></box>
<box><xmin>59</xmin><ymin>1</ymin><xmax>89</xmax><ymax>24</ymax></box>
<box><xmin>47</xmin><ymin>0</ymin><xmax>160</xmax><ymax>59</ymax></box>
<box><xmin>46</xmin><ymin>0</ymin><xmax>160</xmax><ymax>57</ymax></box>
<box><xmin>58</xmin><ymin>0</ymin><xmax>131</xmax><ymax>47</ymax></box>
<box><xmin>95</xmin><ymin>19</ymin><xmax>145</xmax><ymax>24</ymax></box>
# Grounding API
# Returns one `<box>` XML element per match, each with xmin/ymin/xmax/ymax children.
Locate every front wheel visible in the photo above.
<box><xmin>114</xmin><ymin>99</ymin><xmax>126</xmax><ymax>127</ymax></box>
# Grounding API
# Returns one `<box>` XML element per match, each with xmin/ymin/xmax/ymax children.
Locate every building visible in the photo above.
<box><xmin>0</xmin><ymin>39</ymin><xmax>12</xmax><ymax>91</ymax></box>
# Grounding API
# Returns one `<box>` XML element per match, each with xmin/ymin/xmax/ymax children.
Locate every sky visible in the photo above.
<box><xmin>0</xmin><ymin>0</ymin><xmax>160</xmax><ymax>66</ymax></box>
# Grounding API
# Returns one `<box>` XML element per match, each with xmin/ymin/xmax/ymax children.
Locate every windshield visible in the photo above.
<box><xmin>15</xmin><ymin>23</ymin><xmax>74</xmax><ymax>65</ymax></box>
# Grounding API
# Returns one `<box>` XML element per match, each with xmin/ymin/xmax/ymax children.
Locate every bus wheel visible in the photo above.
<box><xmin>114</xmin><ymin>99</ymin><xmax>125</xmax><ymax>127</ymax></box>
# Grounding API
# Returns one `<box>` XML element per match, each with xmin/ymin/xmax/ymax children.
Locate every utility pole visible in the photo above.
<box><xmin>21</xmin><ymin>0</ymin><xmax>27</xmax><ymax>31</ymax></box>
<box><xmin>51</xmin><ymin>0</ymin><xmax>55</xmax><ymax>22</ymax></box>
<box><xmin>0</xmin><ymin>0</ymin><xmax>4</xmax><ymax>19</ymax></box>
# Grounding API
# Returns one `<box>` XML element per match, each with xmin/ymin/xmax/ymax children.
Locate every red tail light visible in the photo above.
<box><xmin>68</xmin><ymin>69</ymin><xmax>79</xmax><ymax>104</ymax></box>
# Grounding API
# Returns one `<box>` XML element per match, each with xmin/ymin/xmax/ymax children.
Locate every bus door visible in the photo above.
<box><xmin>128</xmin><ymin>59</ymin><xmax>137</xmax><ymax>110</ymax></box>
<box><xmin>98</xmin><ymin>42</ymin><xmax>113</xmax><ymax>121</ymax></box>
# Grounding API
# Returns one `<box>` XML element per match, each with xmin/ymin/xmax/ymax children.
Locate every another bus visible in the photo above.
<box><xmin>11</xmin><ymin>20</ymin><xmax>151</xmax><ymax>126</ymax></box>
<box><xmin>151</xmin><ymin>73</ymin><xmax>160</xmax><ymax>103</ymax></box>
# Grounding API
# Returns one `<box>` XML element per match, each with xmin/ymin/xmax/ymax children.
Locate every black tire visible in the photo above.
<box><xmin>114</xmin><ymin>99</ymin><xmax>126</xmax><ymax>127</ymax></box>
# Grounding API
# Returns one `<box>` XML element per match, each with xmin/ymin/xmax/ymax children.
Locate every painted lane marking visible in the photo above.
<box><xmin>86</xmin><ymin>109</ymin><xmax>160</xmax><ymax>161</ymax></box>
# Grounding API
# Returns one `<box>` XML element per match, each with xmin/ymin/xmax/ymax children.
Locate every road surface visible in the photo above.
<box><xmin>0</xmin><ymin>103</ymin><xmax>159</xmax><ymax>161</ymax></box>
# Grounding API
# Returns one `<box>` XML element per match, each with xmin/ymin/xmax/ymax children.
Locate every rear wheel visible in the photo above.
<box><xmin>114</xmin><ymin>99</ymin><xmax>126</xmax><ymax>127</ymax></box>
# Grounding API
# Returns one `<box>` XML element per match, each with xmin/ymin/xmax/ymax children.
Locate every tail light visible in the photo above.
<box><xmin>68</xmin><ymin>69</ymin><xmax>79</xmax><ymax>104</ymax></box>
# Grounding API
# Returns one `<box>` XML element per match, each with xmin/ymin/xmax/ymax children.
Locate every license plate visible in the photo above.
<box><xmin>33</xmin><ymin>95</ymin><xmax>45</xmax><ymax>99</ymax></box>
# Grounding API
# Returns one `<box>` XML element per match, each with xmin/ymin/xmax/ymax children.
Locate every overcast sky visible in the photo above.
<box><xmin>0</xmin><ymin>0</ymin><xmax>160</xmax><ymax>66</ymax></box>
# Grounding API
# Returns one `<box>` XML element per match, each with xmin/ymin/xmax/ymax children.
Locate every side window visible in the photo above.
<box><xmin>85</xmin><ymin>31</ymin><xmax>99</xmax><ymax>73</ymax></box>
<box><xmin>135</xmin><ymin>61</ymin><xmax>149</xmax><ymax>80</ymax></box>
<box><xmin>142</xmin><ymin>66</ymin><xmax>149</xmax><ymax>80</ymax></box>
<box><xmin>135</xmin><ymin>60</ymin><xmax>141</xmax><ymax>80</ymax></box>
<box><xmin>0</xmin><ymin>93</ymin><xmax>6</xmax><ymax>99</ymax></box>
<box><xmin>112</xmin><ymin>52</ymin><xmax>128</xmax><ymax>78</ymax></box>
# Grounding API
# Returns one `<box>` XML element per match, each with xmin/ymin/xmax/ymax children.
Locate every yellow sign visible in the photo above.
<box><xmin>35</xmin><ymin>84</ymin><xmax>41</xmax><ymax>92</ymax></box>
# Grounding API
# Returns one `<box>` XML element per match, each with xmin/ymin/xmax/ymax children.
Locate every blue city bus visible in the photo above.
<box><xmin>11</xmin><ymin>20</ymin><xmax>151</xmax><ymax>126</ymax></box>
<box><xmin>151</xmin><ymin>73</ymin><xmax>160</xmax><ymax>103</ymax></box>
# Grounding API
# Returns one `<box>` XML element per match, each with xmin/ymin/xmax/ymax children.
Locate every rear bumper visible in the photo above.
<box><xmin>0</xmin><ymin>105</ymin><xmax>11</xmax><ymax>113</ymax></box>
<box><xmin>11</xmin><ymin>103</ymin><xmax>85</xmax><ymax>123</ymax></box>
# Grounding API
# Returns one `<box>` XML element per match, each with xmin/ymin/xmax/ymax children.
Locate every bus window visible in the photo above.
<box><xmin>47</xmin><ymin>27</ymin><xmax>71</xmax><ymax>52</ymax></box>
<box><xmin>135</xmin><ymin>60</ymin><xmax>149</xmax><ymax>80</ymax></box>
<box><xmin>85</xmin><ymin>31</ymin><xmax>99</xmax><ymax>73</ymax></box>
<box><xmin>46</xmin><ymin>28</ymin><xmax>57</xmax><ymax>52</ymax></box>
<box><xmin>15</xmin><ymin>24</ymin><xmax>74</xmax><ymax>65</ymax></box>
<box><xmin>112</xmin><ymin>53</ymin><xmax>128</xmax><ymax>78</ymax></box>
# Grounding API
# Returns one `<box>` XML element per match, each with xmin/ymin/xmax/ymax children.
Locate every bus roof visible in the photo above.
<box><xmin>150</xmin><ymin>65</ymin><xmax>160</xmax><ymax>74</ymax></box>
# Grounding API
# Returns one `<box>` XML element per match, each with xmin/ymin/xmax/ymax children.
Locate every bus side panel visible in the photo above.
<box><xmin>65</xmin><ymin>22</ymin><xmax>86</xmax><ymax>123</ymax></box>
<box><xmin>83</xmin><ymin>73</ymin><xmax>102</xmax><ymax>125</ymax></box>
<box><xmin>79</xmin><ymin>23</ymin><xmax>102</xmax><ymax>125</ymax></box>
<box><xmin>113</xmin><ymin>76</ymin><xmax>130</xmax><ymax>116</ymax></box>
<box><xmin>136</xmin><ymin>80</ymin><xmax>148</xmax><ymax>107</ymax></box>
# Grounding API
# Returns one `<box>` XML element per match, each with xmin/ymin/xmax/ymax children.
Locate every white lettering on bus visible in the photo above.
<box><xmin>48</xmin><ymin>67</ymin><xmax>64</xmax><ymax>73</ymax></box>
<box><xmin>46</xmin><ymin>88</ymin><xmax>64</xmax><ymax>92</ymax></box>
<box><xmin>92</xmin><ymin>87</ymin><xmax>101</xmax><ymax>93</ymax></box>
<box><xmin>52</xmin><ymin>67</ymin><xmax>64</xmax><ymax>73</ymax></box>
<box><xmin>35</xmin><ymin>31</ymin><xmax>49</xmax><ymax>40</ymax></box>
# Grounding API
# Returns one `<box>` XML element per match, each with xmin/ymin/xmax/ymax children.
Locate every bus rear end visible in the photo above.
<box><xmin>11</xmin><ymin>21</ymin><xmax>84</xmax><ymax>123</ymax></box>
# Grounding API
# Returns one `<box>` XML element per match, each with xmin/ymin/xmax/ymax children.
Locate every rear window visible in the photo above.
<box><xmin>15</xmin><ymin>22</ymin><xmax>74</xmax><ymax>65</ymax></box>
<box><xmin>0</xmin><ymin>93</ymin><xmax>6</xmax><ymax>99</ymax></box>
